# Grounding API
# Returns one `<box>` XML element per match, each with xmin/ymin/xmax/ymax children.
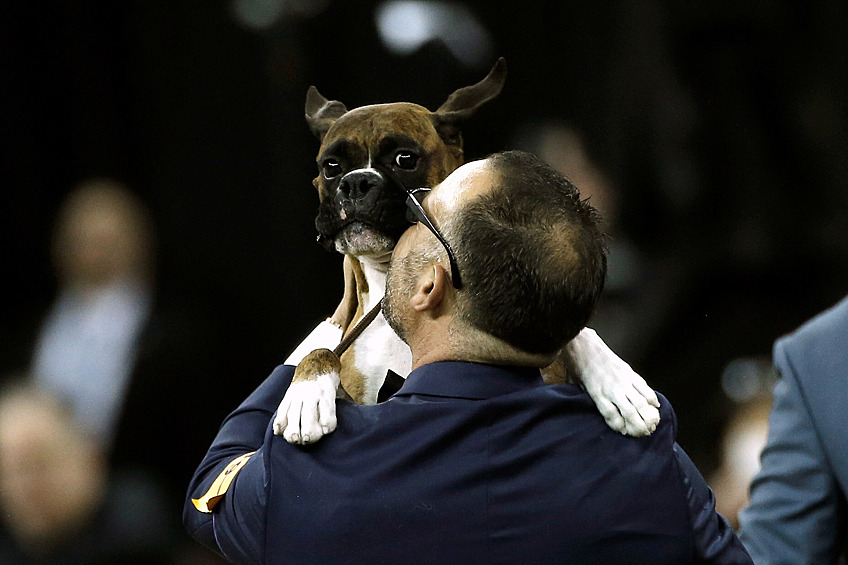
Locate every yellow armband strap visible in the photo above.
<box><xmin>191</xmin><ymin>451</ymin><xmax>256</xmax><ymax>513</ymax></box>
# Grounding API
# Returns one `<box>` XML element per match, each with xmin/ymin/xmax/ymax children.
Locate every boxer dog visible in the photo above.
<box><xmin>274</xmin><ymin>59</ymin><xmax>660</xmax><ymax>444</ymax></box>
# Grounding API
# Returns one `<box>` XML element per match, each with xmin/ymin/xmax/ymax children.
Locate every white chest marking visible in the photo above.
<box><xmin>351</xmin><ymin>313</ymin><xmax>412</xmax><ymax>404</ymax></box>
<box><xmin>352</xmin><ymin>255</ymin><xmax>412</xmax><ymax>403</ymax></box>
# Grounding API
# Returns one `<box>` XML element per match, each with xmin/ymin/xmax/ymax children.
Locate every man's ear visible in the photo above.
<box><xmin>410</xmin><ymin>264</ymin><xmax>450</xmax><ymax>313</ymax></box>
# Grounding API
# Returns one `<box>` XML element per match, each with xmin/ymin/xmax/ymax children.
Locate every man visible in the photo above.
<box><xmin>0</xmin><ymin>382</ymin><xmax>176</xmax><ymax>564</ymax></box>
<box><xmin>739</xmin><ymin>295</ymin><xmax>848</xmax><ymax>564</ymax></box>
<box><xmin>23</xmin><ymin>180</ymin><xmax>224</xmax><ymax>561</ymax></box>
<box><xmin>184</xmin><ymin>150</ymin><xmax>750</xmax><ymax>564</ymax></box>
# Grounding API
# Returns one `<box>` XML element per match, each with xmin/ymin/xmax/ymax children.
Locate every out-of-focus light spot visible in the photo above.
<box><xmin>231</xmin><ymin>0</ymin><xmax>329</xmax><ymax>31</ymax></box>
<box><xmin>377</xmin><ymin>2</ymin><xmax>433</xmax><ymax>54</ymax></box>
<box><xmin>375</xmin><ymin>1</ymin><xmax>493</xmax><ymax>68</ymax></box>
<box><xmin>721</xmin><ymin>357</ymin><xmax>777</xmax><ymax>403</ymax></box>
<box><xmin>232</xmin><ymin>0</ymin><xmax>285</xmax><ymax>30</ymax></box>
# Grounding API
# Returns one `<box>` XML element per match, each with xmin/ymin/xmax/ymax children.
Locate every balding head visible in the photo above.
<box><xmin>451</xmin><ymin>150</ymin><xmax>607</xmax><ymax>355</ymax></box>
<box><xmin>383</xmin><ymin>150</ymin><xmax>606</xmax><ymax>368</ymax></box>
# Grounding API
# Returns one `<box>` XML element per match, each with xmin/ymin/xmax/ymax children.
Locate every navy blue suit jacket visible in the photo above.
<box><xmin>185</xmin><ymin>361</ymin><xmax>750</xmax><ymax>564</ymax></box>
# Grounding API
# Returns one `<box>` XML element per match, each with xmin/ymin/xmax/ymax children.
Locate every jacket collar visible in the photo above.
<box><xmin>390</xmin><ymin>361</ymin><xmax>545</xmax><ymax>401</ymax></box>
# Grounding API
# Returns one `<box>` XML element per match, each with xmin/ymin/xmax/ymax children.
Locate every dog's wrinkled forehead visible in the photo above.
<box><xmin>319</xmin><ymin>103</ymin><xmax>442</xmax><ymax>156</ymax></box>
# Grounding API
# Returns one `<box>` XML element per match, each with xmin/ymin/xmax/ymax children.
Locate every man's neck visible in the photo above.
<box><xmin>409</xmin><ymin>319</ymin><xmax>554</xmax><ymax>371</ymax></box>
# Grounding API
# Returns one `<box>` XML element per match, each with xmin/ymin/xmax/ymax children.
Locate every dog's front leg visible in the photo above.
<box><xmin>557</xmin><ymin>328</ymin><xmax>661</xmax><ymax>437</ymax></box>
<box><xmin>329</xmin><ymin>255</ymin><xmax>359</xmax><ymax>333</ymax></box>
<box><xmin>274</xmin><ymin>349</ymin><xmax>341</xmax><ymax>444</ymax></box>
<box><xmin>274</xmin><ymin>256</ymin><xmax>358</xmax><ymax>444</ymax></box>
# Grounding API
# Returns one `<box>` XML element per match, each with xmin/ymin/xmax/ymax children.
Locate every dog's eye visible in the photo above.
<box><xmin>322</xmin><ymin>159</ymin><xmax>342</xmax><ymax>178</ymax></box>
<box><xmin>394</xmin><ymin>151</ymin><xmax>419</xmax><ymax>170</ymax></box>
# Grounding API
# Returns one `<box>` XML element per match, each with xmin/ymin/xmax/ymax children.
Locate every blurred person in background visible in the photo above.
<box><xmin>511</xmin><ymin>120</ymin><xmax>680</xmax><ymax>367</ymax></box>
<box><xmin>0</xmin><ymin>381</ymin><xmax>176</xmax><ymax>564</ymax></box>
<box><xmin>739</xmin><ymin>295</ymin><xmax>848</xmax><ymax>564</ymax></box>
<box><xmin>30</xmin><ymin>179</ymin><xmax>155</xmax><ymax>453</ymax></box>
<box><xmin>22</xmin><ymin>179</ymin><xmax>227</xmax><ymax>563</ymax></box>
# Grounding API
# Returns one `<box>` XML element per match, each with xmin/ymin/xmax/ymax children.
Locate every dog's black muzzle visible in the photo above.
<box><xmin>338</xmin><ymin>169</ymin><xmax>382</xmax><ymax>203</ymax></box>
<box><xmin>315</xmin><ymin>167</ymin><xmax>410</xmax><ymax>251</ymax></box>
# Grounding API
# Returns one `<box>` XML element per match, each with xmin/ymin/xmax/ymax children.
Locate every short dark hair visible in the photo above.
<box><xmin>452</xmin><ymin>150</ymin><xmax>607</xmax><ymax>354</ymax></box>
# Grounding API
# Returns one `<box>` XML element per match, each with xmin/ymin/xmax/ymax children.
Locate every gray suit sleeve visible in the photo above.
<box><xmin>738</xmin><ymin>350</ymin><xmax>842</xmax><ymax>565</ymax></box>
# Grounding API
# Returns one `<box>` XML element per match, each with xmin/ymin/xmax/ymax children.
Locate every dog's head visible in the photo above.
<box><xmin>306</xmin><ymin>58</ymin><xmax>506</xmax><ymax>258</ymax></box>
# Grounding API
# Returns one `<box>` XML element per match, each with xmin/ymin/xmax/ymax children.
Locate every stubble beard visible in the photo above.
<box><xmin>383</xmin><ymin>260</ymin><xmax>413</xmax><ymax>344</ymax></box>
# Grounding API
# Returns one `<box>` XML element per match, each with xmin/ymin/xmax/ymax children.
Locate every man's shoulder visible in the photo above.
<box><xmin>782</xmin><ymin>295</ymin><xmax>848</xmax><ymax>343</ymax></box>
<box><xmin>775</xmin><ymin>295</ymin><xmax>848</xmax><ymax>379</ymax></box>
<box><xmin>489</xmin><ymin>383</ymin><xmax>679</xmax><ymax>456</ymax></box>
<box><xmin>542</xmin><ymin>384</ymin><xmax>677</xmax><ymax>427</ymax></box>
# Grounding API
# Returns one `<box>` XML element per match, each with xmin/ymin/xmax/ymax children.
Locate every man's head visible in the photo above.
<box><xmin>52</xmin><ymin>179</ymin><xmax>155</xmax><ymax>289</ymax></box>
<box><xmin>383</xmin><ymin>150</ymin><xmax>607</xmax><ymax>367</ymax></box>
<box><xmin>0</xmin><ymin>382</ymin><xmax>107</xmax><ymax>554</ymax></box>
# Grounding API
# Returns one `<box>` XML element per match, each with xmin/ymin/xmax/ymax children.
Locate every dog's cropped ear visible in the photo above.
<box><xmin>305</xmin><ymin>86</ymin><xmax>349</xmax><ymax>141</ymax></box>
<box><xmin>431</xmin><ymin>57</ymin><xmax>507</xmax><ymax>146</ymax></box>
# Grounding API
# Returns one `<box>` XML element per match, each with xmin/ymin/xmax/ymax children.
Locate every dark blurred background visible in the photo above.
<box><xmin>1</xmin><ymin>0</ymin><xmax>847</xmax><ymax>560</ymax></box>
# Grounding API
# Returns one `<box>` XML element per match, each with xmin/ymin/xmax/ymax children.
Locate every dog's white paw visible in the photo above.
<box><xmin>586</xmin><ymin>367</ymin><xmax>661</xmax><ymax>437</ymax></box>
<box><xmin>273</xmin><ymin>372</ymin><xmax>339</xmax><ymax>445</ymax></box>
<box><xmin>570</xmin><ymin>328</ymin><xmax>661</xmax><ymax>437</ymax></box>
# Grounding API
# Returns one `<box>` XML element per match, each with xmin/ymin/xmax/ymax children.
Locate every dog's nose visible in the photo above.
<box><xmin>338</xmin><ymin>169</ymin><xmax>382</xmax><ymax>201</ymax></box>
